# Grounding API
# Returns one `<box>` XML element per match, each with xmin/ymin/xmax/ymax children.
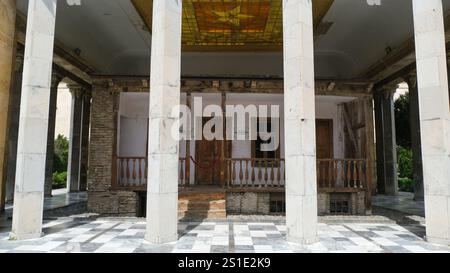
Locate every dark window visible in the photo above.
<box><xmin>253</xmin><ymin>118</ymin><xmax>279</xmax><ymax>159</ymax></box>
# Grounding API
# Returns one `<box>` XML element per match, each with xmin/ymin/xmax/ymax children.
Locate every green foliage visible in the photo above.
<box><xmin>53</xmin><ymin>134</ymin><xmax>69</xmax><ymax>173</ymax></box>
<box><xmin>398</xmin><ymin>177</ymin><xmax>414</xmax><ymax>192</ymax></box>
<box><xmin>52</xmin><ymin>171</ymin><xmax>67</xmax><ymax>189</ymax></box>
<box><xmin>394</xmin><ymin>93</ymin><xmax>411</xmax><ymax>148</ymax></box>
<box><xmin>397</xmin><ymin>146</ymin><xmax>413</xmax><ymax>180</ymax></box>
<box><xmin>53</xmin><ymin>134</ymin><xmax>69</xmax><ymax>189</ymax></box>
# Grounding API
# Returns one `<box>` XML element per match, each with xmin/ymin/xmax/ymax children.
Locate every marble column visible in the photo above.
<box><xmin>374</xmin><ymin>91</ymin><xmax>386</xmax><ymax>194</ymax></box>
<box><xmin>67</xmin><ymin>85</ymin><xmax>83</xmax><ymax>192</ymax></box>
<box><xmin>10</xmin><ymin>0</ymin><xmax>58</xmax><ymax>240</ymax></box>
<box><xmin>5</xmin><ymin>52</ymin><xmax>24</xmax><ymax>203</ymax></box>
<box><xmin>374</xmin><ymin>87</ymin><xmax>398</xmax><ymax>196</ymax></box>
<box><xmin>0</xmin><ymin>0</ymin><xmax>17</xmax><ymax>212</ymax></box>
<box><xmin>282</xmin><ymin>0</ymin><xmax>318</xmax><ymax>244</ymax></box>
<box><xmin>79</xmin><ymin>89</ymin><xmax>91</xmax><ymax>191</ymax></box>
<box><xmin>381</xmin><ymin>87</ymin><xmax>398</xmax><ymax>196</ymax></box>
<box><xmin>412</xmin><ymin>0</ymin><xmax>450</xmax><ymax>245</ymax></box>
<box><xmin>145</xmin><ymin>0</ymin><xmax>182</xmax><ymax>244</ymax></box>
<box><xmin>403</xmin><ymin>73</ymin><xmax>424</xmax><ymax>201</ymax></box>
<box><xmin>44</xmin><ymin>71</ymin><xmax>62</xmax><ymax>197</ymax></box>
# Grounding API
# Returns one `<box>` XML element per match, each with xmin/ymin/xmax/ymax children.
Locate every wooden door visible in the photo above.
<box><xmin>316</xmin><ymin>119</ymin><xmax>333</xmax><ymax>159</ymax></box>
<box><xmin>195</xmin><ymin>118</ymin><xmax>222</xmax><ymax>185</ymax></box>
<box><xmin>316</xmin><ymin>119</ymin><xmax>334</xmax><ymax>187</ymax></box>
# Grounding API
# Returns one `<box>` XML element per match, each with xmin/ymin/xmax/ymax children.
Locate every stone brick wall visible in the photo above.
<box><xmin>227</xmin><ymin>192</ymin><xmax>270</xmax><ymax>214</ymax></box>
<box><xmin>87</xmin><ymin>82</ymin><xmax>138</xmax><ymax>216</ymax></box>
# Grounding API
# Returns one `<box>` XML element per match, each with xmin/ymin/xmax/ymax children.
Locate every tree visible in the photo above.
<box><xmin>53</xmin><ymin>134</ymin><xmax>69</xmax><ymax>173</ymax></box>
<box><xmin>394</xmin><ymin>93</ymin><xmax>411</xmax><ymax>148</ymax></box>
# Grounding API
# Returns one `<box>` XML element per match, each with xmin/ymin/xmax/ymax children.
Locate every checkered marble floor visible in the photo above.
<box><xmin>373</xmin><ymin>192</ymin><xmax>425</xmax><ymax>217</ymax></box>
<box><xmin>1</xmin><ymin>219</ymin><xmax>449</xmax><ymax>253</ymax></box>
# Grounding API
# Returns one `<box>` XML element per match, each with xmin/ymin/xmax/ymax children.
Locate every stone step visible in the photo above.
<box><xmin>178</xmin><ymin>192</ymin><xmax>226</xmax><ymax>202</ymax></box>
<box><xmin>178</xmin><ymin>209</ymin><xmax>227</xmax><ymax>220</ymax></box>
<box><xmin>178</xmin><ymin>200</ymin><xmax>226</xmax><ymax>211</ymax></box>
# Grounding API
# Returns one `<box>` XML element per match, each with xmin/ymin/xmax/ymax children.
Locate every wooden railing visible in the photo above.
<box><xmin>114</xmin><ymin>157</ymin><xmax>368</xmax><ymax>192</ymax></box>
<box><xmin>114</xmin><ymin>156</ymin><xmax>188</xmax><ymax>188</ymax></box>
<box><xmin>116</xmin><ymin>156</ymin><xmax>147</xmax><ymax>188</ymax></box>
<box><xmin>225</xmin><ymin>158</ymin><xmax>286</xmax><ymax>188</ymax></box>
<box><xmin>226</xmin><ymin>158</ymin><xmax>368</xmax><ymax>191</ymax></box>
<box><xmin>317</xmin><ymin>159</ymin><xmax>368</xmax><ymax>190</ymax></box>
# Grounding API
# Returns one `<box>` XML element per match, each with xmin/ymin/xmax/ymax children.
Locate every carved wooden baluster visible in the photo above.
<box><xmin>120</xmin><ymin>159</ymin><xmax>124</xmax><ymax>186</ymax></box>
<box><xmin>251</xmin><ymin>160</ymin><xmax>256</xmax><ymax>186</ymax></box>
<box><xmin>238</xmin><ymin>160</ymin><xmax>243</xmax><ymax>186</ymax></box>
<box><xmin>244</xmin><ymin>160</ymin><xmax>249</xmax><ymax>186</ymax></box>
<box><xmin>132</xmin><ymin>159</ymin><xmax>137</xmax><ymax>185</ymax></box>
<box><xmin>346</xmin><ymin>161</ymin><xmax>351</xmax><ymax>188</ymax></box>
<box><xmin>277</xmin><ymin>160</ymin><xmax>281</xmax><ymax>187</ymax></box>
<box><xmin>139</xmin><ymin>159</ymin><xmax>144</xmax><ymax>186</ymax></box>
<box><xmin>353</xmin><ymin>161</ymin><xmax>358</xmax><ymax>188</ymax></box>
<box><xmin>258</xmin><ymin>161</ymin><xmax>262</xmax><ymax>185</ymax></box>
<box><xmin>359</xmin><ymin>161</ymin><xmax>364</xmax><ymax>188</ymax></box>
<box><xmin>270</xmin><ymin>161</ymin><xmax>275</xmax><ymax>187</ymax></box>
<box><xmin>226</xmin><ymin>159</ymin><xmax>231</xmax><ymax>187</ymax></box>
<box><xmin>333</xmin><ymin>160</ymin><xmax>338</xmax><ymax>188</ymax></box>
<box><xmin>232</xmin><ymin>160</ymin><xmax>236</xmax><ymax>186</ymax></box>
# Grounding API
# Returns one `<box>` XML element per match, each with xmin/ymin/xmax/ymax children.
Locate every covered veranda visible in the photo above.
<box><xmin>0</xmin><ymin>0</ymin><xmax>449</xmax><ymax>249</ymax></box>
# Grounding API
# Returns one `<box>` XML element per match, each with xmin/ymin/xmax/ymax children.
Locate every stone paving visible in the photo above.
<box><xmin>0</xmin><ymin>217</ymin><xmax>449</xmax><ymax>253</ymax></box>
<box><xmin>373</xmin><ymin>192</ymin><xmax>425</xmax><ymax>217</ymax></box>
<box><xmin>0</xmin><ymin>190</ymin><xmax>446</xmax><ymax>253</ymax></box>
<box><xmin>4</xmin><ymin>189</ymin><xmax>87</xmax><ymax>214</ymax></box>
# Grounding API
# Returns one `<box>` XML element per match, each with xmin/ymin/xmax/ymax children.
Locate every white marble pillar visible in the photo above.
<box><xmin>10</xmin><ymin>0</ymin><xmax>57</xmax><ymax>240</ymax></box>
<box><xmin>282</xmin><ymin>0</ymin><xmax>318</xmax><ymax>244</ymax></box>
<box><xmin>412</xmin><ymin>0</ymin><xmax>450</xmax><ymax>245</ymax></box>
<box><xmin>145</xmin><ymin>0</ymin><xmax>182</xmax><ymax>244</ymax></box>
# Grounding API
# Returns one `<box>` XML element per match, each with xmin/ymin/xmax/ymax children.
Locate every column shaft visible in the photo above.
<box><xmin>412</xmin><ymin>0</ymin><xmax>450</xmax><ymax>245</ymax></box>
<box><xmin>282</xmin><ymin>0</ymin><xmax>318</xmax><ymax>244</ymax></box>
<box><xmin>381</xmin><ymin>89</ymin><xmax>398</xmax><ymax>196</ymax></box>
<box><xmin>145</xmin><ymin>0</ymin><xmax>183</xmax><ymax>244</ymax></box>
<box><xmin>404</xmin><ymin>75</ymin><xmax>424</xmax><ymax>201</ymax></box>
<box><xmin>67</xmin><ymin>86</ymin><xmax>83</xmax><ymax>192</ymax></box>
<box><xmin>79</xmin><ymin>91</ymin><xmax>91</xmax><ymax>191</ymax></box>
<box><xmin>10</xmin><ymin>0</ymin><xmax>58</xmax><ymax>240</ymax></box>
<box><xmin>5</xmin><ymin>52</ymin><xmax>24</xmax><ymax>202</ymax></box>
<box><xmin>44</xmin><ymin>72</ymin><xmax>62</xmax><ymax>197</ymax></box>
<box><xmin>374</xmin><ymin>91</ymin><xmax>386</xmax><ymax>194</ymax></box>
<box><xmin>0</xmin><ymin>0</ymin><xmax>17</xmax><ymax>212</ymax></box>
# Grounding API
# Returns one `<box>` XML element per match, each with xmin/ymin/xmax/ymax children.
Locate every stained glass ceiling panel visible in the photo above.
<box><xmin>131</xmin><ymin>0</ymin><xmax>334</xmax><ymax>51</ymax></box>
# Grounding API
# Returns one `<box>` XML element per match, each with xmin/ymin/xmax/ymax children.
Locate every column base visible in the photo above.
<box><xmin>425</xmin><ymin>236</ymin><xmax>450</xmax><ymax>246</ymax></box>
<box><xmin>144</xmin><ymin>233</ymin><xmax>178</xmax><ymax>245</ymax></box>
<box><xmin>9</xmin><ymin>231</ymin><xmax>43</xmax><ymax>241</ymax></box>
<box><xmin>287</xmin><ymin>235</ymin><xmax>319</xmax><ymax>245</ymax></box>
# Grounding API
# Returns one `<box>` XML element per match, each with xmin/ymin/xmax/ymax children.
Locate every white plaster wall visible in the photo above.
<box><xmin>55</xmin><ymin>83</ymin><xmax>72</xmax><ymax>138</ymax></box>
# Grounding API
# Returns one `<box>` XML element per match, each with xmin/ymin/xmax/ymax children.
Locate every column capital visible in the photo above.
<box><xmin>376</xmin><ymin>84</ymin><xmax>398</xmax><ymax>100</ymax></box>
<box><xmin>51</xmin><ymin>71</ymin><xmax>64</xmax><ymax>88</ymax></box>
<box><xmin>14</xmin><ymin>52</ymin><xmax>24</xmax><ymax>72</ymax></box>
<box><xmin>402</xmin><ymin>71</ymin><xmax>417</xmax><ymax>89</ymax></box>
<box><xmin>67</xmin><ymin>84</ymin><xmax>84</xmax><ymax>99</ymax></box>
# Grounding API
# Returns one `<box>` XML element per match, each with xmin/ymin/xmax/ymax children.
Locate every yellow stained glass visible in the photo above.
<box><xmin>182</xmin><ymin>0</ymin><xmax>282</xmax><ymax>48</ymax></box>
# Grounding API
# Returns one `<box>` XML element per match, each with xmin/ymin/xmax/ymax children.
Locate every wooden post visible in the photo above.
<box><xmin>111</xmin><ymin>85</ymin><xmax>119</xmax><ymax>190</ymax></box>
<box><xmin>220</xmin><ymin>92</ymin><xmax>226</xmax><ymax>187</ymax></box>
<box><xmin>364</xmin><ymin>97</ymin><xmax>375</xmax><ymax>213</ymax></box>
<box><xmin>186</xmin><ymin>92</ymin><xmax>191</xmax><ymax>187</ymax></box>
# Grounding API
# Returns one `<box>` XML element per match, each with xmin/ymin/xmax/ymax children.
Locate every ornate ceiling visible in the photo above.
<box><xmin>131</xmin><ymin>0</ymin><xmax>334</xmax><ymax>51</ymax></box>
